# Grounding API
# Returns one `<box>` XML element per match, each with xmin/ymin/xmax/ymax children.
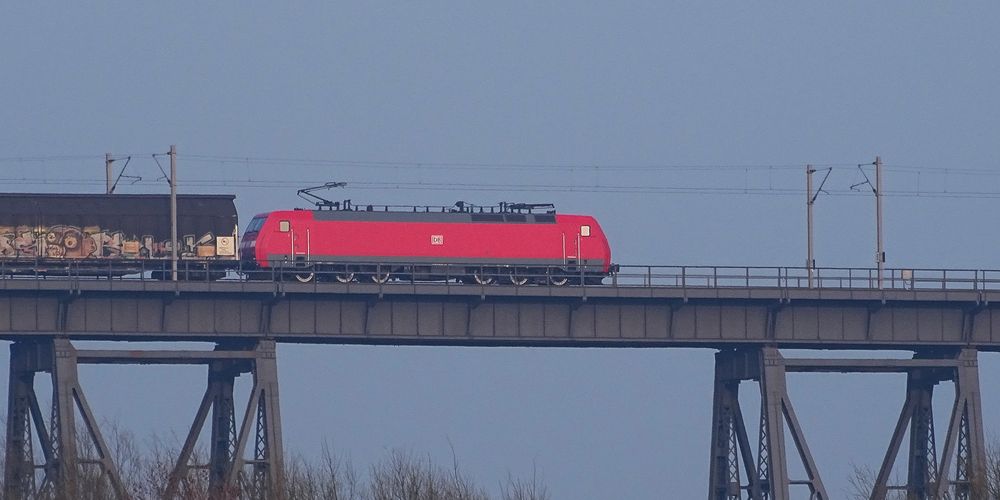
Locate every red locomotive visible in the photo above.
<box><xmin>240</xmin><ymin>201</ymin><xmax>613</xmax><ymax>285</ymax></box>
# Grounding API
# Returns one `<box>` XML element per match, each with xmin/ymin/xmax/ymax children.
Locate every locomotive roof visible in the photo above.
<box><xmin>305</xmin><ymin>200</ymin><xmax>555</xmax><ymax>213</ymax></box>
<box><xmin>306</xmin><ymin>209</ymin><xmax>559</xmax><ymax>224</ymax></box>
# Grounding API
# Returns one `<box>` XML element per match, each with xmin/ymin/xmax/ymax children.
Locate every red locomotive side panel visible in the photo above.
<box><xmin>241</xmin><ymin>208</ymin><xmax>612</xmax><ymax>283</ymax></box>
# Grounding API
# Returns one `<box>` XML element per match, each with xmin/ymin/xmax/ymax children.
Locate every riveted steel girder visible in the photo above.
<box><xmin>5</xmin><ymin>338</ymin><xmax>285</xmax><ymax>500</ymax></box>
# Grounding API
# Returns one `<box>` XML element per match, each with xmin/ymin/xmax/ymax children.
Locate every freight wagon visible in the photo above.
<box><xmin>0</xmin><ymin>193</ymin><xmax>238</xmax><ymax>278</ymax></box>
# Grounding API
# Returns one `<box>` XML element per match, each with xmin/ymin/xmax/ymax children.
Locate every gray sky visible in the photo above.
<box><xmin>2</xmin><ymin>2</ymin><xmax>1000</xmax><ymax>498</ymax></box>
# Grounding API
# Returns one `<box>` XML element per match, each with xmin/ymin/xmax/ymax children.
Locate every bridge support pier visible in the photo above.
<box><xmin>707</xmin><ymin>347</ymin><xmax>986</xmax><ymax>500</ymax></box>
<box><xmin>4</xmin><ymin>339</ymin><xmax>128</xmax><ymax>500</ymax></box>
<box><xmin>3</xmin><ymin>338</ymin><xmax>285</xmax><ymax>500</ymax></box>
<box><xmin>167</xmin><ymin>340</ymin><xmax>286</xmax><ymax>500</ymax></box>
<box><xmin>708</xmin><ymin>347</ymin><xmax>827</xmax><ymax>500</ymax></box>
<box><xmin>5</xmin><ymin>343</ymin><xmax>42</xmax><ymax>499</ymax></box>
<box><xmin>870</xmin><ymin>349</ymin><xmax>987</xmax><ymax>500</ymax></box>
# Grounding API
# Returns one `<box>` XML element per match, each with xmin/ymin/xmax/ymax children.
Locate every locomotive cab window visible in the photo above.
<box><xmin>246</xmin><ymin>217</ymin><xmax>265</xmax><ymax>233</ymax></box>
<box><xmin>278</xmin><ymin>220</ymin><xmax>290</xmax><ymax>233</ymax></box>
<box><xmin>580</xmin><ymin>225</ymin><xmax>591</xmax><ymax>237</ymax></box>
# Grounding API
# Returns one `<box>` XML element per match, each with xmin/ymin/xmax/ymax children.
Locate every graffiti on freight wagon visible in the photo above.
<box><xmin>0</xmin><ymin>225</ymin><xmax>232</xmax><ymax>259</ymax></box>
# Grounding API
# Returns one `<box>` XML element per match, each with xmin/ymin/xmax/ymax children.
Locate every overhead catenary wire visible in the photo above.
<box><xmin>5</xmin><ymin>176</ymin><xmax>1000</xmax><ymax>199</ymax></box>
<box><xmin>0</xmin><ymin>155</ymin><xmax>106</xmax><ymax>162</ymax></box>
<box><xmin>178</xmin><ymin>155</ymin><xmax>1000</xmax><ymax>178</ymax></box>
<box><xmin>180</xmin><ymin>154</ymin><xmax>829</xmax><ymax>172</ymax></box>
<box><xmin>3</xmin><ymin>152</ymin><xmax>1000</xmax><ymax>176</ymax></box>
<box><xmin>4</xmin><ymin>152</ymin><xmax>1000</xmax><ymax>198</ymax></box>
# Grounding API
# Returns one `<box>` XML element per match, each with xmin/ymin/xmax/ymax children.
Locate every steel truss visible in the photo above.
<box><xmin>3</xmin><ymin>338</ymin><xmax>285</xmax><ymax>500</ymax></box>
<box><xmin>708</xmin><ymin>348</ymin><xmax>987</xmax><ymax>500</ymax></box>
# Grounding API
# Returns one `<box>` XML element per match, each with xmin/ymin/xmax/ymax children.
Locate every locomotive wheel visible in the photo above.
<box><xmin>370</xmin><ymin>270</ymin><xmax>391</xmax><ymax>284</ymax></box>
<box><xmin>548</xmin><ymin>274</ymin><xmax>569</xmax><ymax>286</ymax></box>
<box><xmin>335</xmin><ymin>272</ymin><xmax>355</xmax><ymax>283</ymax></box>
<box><xmin>508</xmin><ymin>272</ymin><xmax>529</xmax><ymax>286</ymax></box>
<box><xmin>294</xmin><ymin>272</ymin><xmax>315</xmax><ymax>283</ymax></box>
<box><xmin>472</xmin><ymin>269</ymin><xmax>495</xmax><ymax>285</ymax></box>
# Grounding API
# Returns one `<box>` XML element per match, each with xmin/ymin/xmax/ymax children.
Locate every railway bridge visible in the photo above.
<box><xmin>3</xmin><ymin>264</ymin><xmax>1000</xmax><ymax>499</ymax></box>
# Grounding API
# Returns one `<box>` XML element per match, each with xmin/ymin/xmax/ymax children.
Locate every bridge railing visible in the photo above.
<box><xmin>3</xmin><ymin>258</ymin><xmax>1000</xmax><ymax>291</ymax></box>
<box><xmin>611</xmin><ymin>265</ymin><xmax>1000</xmax><ymax>290</ymax></box>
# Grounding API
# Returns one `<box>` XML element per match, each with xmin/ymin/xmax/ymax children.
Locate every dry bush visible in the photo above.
<box><xmin>285</xmin><ymin>443</ymin><xmax>363</xmax><ymax>500</ymax></box>
<box><xmin>0</xmin><ymin>416</ymin><xmax>550</xmax><ymax>500</ymax></box>
<box><xmin>846</xmin><ymin>463</ymin><xmax>905</xmax><ymax>500</ymax></box>
<box><xmin>499</xmin><ymin>463</ymin><xmax>549</xmax><ymax>500</ymax></box>
<box><xmin>987</xmin><ymin>437</ymin><xmax>1000</xmax><ymax>500</ymax></box>
<box><xmin>848</xmin><ymin>441</ymin><xmax>1000</xmax><ymax>500</ymax></box>
<box><xmin>368</xmin><ymin>448</ymin><xmax>489</xmax><ymax>500</ymax></box>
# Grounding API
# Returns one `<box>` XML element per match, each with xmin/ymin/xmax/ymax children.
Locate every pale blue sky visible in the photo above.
<box><xmin>2</xmin><ymin>3</ymin><xmax>1000</xmax><ymax>498</ymax></box>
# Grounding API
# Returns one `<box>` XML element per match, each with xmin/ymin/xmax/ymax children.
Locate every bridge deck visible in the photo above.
<box><xmin>1</xmin><ymin>268</ymin><xmax>998</xmax><ymax>350</ymax></box>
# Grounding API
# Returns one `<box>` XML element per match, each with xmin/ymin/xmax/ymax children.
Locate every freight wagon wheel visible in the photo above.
<box><xmin>370</xmin><ymin>269</ymin><xmax>391</xmax><ymax>284</ymax></box>
<box><xmin>294</xmin><ymin>272</ymin><xmax>315</xmax><ymax>283</ymax></box>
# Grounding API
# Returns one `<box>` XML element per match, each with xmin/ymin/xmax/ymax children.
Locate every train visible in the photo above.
<box><xmin>0</xmin><ymin>194</ymin><xmax>614</xmax><ymax>285</ymax></box>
